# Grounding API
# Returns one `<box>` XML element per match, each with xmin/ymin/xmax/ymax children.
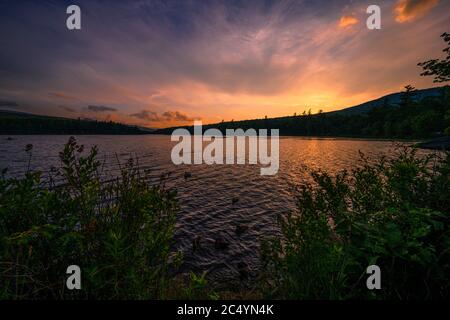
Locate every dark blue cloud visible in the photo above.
<box><xmin>1</xmin><ymin>0</ymin><xmax>449</xmax><ymax>123</ymax></box>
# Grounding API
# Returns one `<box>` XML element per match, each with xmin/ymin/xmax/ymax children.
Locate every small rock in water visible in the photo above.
<box><xmin>184</xmin><ymin>171</ymin><xmax>192</xmax><ymax>180</ymax></box>
<box><xmin>214</xmin><ymin>236</ymin><xmax>230</xmax><ymax>250</ymax></box>
<box><xmin>232</xmin><ymin>197</ymin><xmax>239</xmax><ymax>205</ymax></box>
<box><xmin>235</xmin><ymin>224</ymin><xmax>249</xmax><ymax>235</ymax></box>
<box><xmin>6</xmin><ymin>137</ymin><xmax>13</xmax><ymax>141</ymax></box>
<box><xmin>192</xmin><ymin>236</ymin><xmax>202</xmax><ymax>252</ymax></box>
<box><xmin>237</xmin><ymin>262</ymin><xmax>249</xmax><ymax>280</ymax></box>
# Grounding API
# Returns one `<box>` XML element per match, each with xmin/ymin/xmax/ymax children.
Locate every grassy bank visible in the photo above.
<box><xmin>0</xmin><ymin>137</ymin><xmax>179</xmax><ymax>299</ymax></box>
<box><xmin>261</xmin><ymin>148</ymin><xmax>450</xmax><ymax>299</ymax></box>
<box><xmin>1</xmin><ymin>138</ymin><xmax>449</xmax><ymax>299</ymax></box>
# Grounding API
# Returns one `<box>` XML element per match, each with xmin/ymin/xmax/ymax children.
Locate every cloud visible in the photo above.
<box><xmin>87</xmin><ymin>105</ymin><xmax>117</xmax><ymax>112</ymax></box>
<box><xmin>394</xmin><ymin>0</ymin><xmax>439</xmax><ymax>23</ymax></box>
<box><xmin>338</xmin><ymin>15</ymin><xmax>359</xmax><ymax>28</ymax></box>
<box><xmin>0</xmin><ymin>100</ymin><xmax>19</xmax><ymax>108</ymax></box>
<box><xmin>49</xmin><ymin>92</ymin><xmax>79</xmax><ymax>101</ymax></box>
<box><xmin>1</xmin><ymin>0</ymin><xmax>450</xmax><ymax>125</ymax></box>
<box><xmin>129</xmin><ymin>110</ymin><xmax>160</xmax><ymax>122</ymax></box>
<box><xmin>161</xmin><ymin>111</ymin><xmax>196</xmax><ymax>122</ymax></box>
<box><xmin>130</xmin><ymin>110</ymin><xmax>197</xmax><ymax>123</ymax></box>
<box><xmin>58</xmin><ymin>105</ymin><xmax>76</xmax><ymax>113</ymax></box>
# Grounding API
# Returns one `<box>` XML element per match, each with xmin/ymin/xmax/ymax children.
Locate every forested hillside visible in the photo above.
<box><xmin>0</xmin><ymin>111</ymin><xmax>149</xmax><ymax>135</ymax></box>
<box><xmin>153</xmin><ymin>85</ymin><xmax>450</xmax><ymax>139</ymax></box>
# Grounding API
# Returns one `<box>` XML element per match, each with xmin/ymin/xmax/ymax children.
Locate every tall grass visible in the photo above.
<box><xmin>2</xmin><ymin>138</ymin><xmax>449</xmax><ymax>300</ymax></box>
<box><xmin>0</xmin><ymin>137</ymin><xmax>179</xmax><ymax>299</ymax></box>
<box><xmin>261</xmin><ymin>148</ymin><xmax>450</xmax><ymax>299</ymax></box>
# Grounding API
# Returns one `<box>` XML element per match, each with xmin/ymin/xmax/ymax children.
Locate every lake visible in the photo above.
<box><xmin>0</xmin><ymin>135</ymin><xmax>423</xmax><ymax>283</ymax></box>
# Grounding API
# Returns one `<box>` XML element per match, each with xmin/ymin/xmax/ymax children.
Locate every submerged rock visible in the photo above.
<box><xmin>184</xmin><ymin>171</ymin><xmax>192</xmax><ymax>180</ymax></box>
<box><xmin>214</xmin><ymin>236</ymin><xmax>230</xmax><ymax>250</ymax></box>
<box><xmin>235</xmin><ymin>224</ymin><xmax>249</xmax><ymax>235</ymax></box>
<box><xmin>192</xmin><ymin>235</ymin><xmax>202</xmax><ymax>252</ymax></box>
<box><xmin>237</xmin><ymin>261</ymin><xmax>249</xmax><ymax>280</ymax></box>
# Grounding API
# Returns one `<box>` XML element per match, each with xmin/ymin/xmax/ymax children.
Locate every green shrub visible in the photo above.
<box><xmin>445</xmin><ymin>126</ymin><xmax>450</xmax><ymax>136</ymax></box>
<box><xmin>0</xmin><ymin>137</ymin><xmax>179</xmax><ymax>299</ymax></box>
<box><xmin>261</xmin><ymin>148</ymin><xmax>450</xmax><ymax>299</ymax></box>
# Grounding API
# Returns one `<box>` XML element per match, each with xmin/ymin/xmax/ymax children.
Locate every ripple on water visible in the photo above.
<box><xmin>0</xmin><ymin>135</ymin><xmax>427</xmax><ymax>283</ymax></box>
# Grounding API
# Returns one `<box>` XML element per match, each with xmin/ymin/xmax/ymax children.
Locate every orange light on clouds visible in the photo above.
<box><xmin>394</xmin><ymin>0</ymin><xmax>439</xmax><ymax>23</ymax></box>
<box><xmin>3</xmin><ymin>0</ymin><xmax>447</xmax><ymax>129</ymax></box>
<box><xmin>338</xmin><ymin>15</ymin><xmax>359</xmax><ymax>28</ymax></box>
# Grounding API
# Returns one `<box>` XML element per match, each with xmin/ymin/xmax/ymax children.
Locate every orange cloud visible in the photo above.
<box><xmin>394</xmin><ymin>0</ymin><xmax>439</xmax><ymax>23</ymax></box>
<box><xmin>129</xmin><ymin>109</ymin><xmax>199</xmax><ymax>127</ymax></box>
<box><xmin>8</xmin><ymin>0</ymin><xmax>449</xmax><ymax>128</ymax></box>
<box><xmin>338</xmin><ymin>15</ymin><xmax>359</xmax><ymax>28</ymax></box>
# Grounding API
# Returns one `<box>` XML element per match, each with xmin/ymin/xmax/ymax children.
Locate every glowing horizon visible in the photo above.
<box><xmin>1</xmin><ymin>0</ymin><xmax>449</xmax><ymax>128</ymax></box>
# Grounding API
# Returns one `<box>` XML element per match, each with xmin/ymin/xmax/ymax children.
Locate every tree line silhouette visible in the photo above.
<box><xmin>0</xmin><ymin>115</ymin><xmax>147</xmax><ymax>135</ymax></box>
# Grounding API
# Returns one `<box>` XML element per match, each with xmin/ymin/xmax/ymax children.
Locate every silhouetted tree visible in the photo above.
<box><xmin>418</xmin><ymin>32</ymin><xmax>450</xmax><ymax>83</ymax></box>
<box><xmin>400</xmin><ymin>85</ymin><xmax>417</xmax><ymax>107</ymax></box>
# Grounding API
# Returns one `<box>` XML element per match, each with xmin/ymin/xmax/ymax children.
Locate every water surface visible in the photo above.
<box><xmin>0</xmin><ymin>135</ymin><xmax>421</xmax><ymax>283</ymax></box>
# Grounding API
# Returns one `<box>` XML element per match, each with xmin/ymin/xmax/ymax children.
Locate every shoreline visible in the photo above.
<box><xmin>415</xmin><ymin>136</ymin><xmax>450</xmax><ymax>151</ymax></box>
<box><xmin>2</xmin><ymin>134</ymin><xmax>448</xmax><ymax>151</ymax></box>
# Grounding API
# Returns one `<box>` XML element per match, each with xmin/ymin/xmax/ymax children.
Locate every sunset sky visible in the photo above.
<box><xmin>1</xmin><ymin>0</ymin><xmax>449</xmax><ymax>128</ymax></box>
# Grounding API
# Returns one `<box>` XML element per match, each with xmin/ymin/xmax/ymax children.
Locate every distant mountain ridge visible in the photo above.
<box><xmin>1</xmin><ymin>86</ymin><xmax>447</xmax><ymax>136</ymax></box>
<box><xmin>0</xmin><ymin>110</ymin><xmax>155</xmax><ymax>135</ymax></box>
<box><xmin>0</xmin><ymin>109</ymin><xmax>60</xmax><ymax>119</ymax></box>
<box><xmin>153</xmin><ymin>86</ymin><xmax>448</xmax><ymax>135</ymax></box>
<box><xmin>331</xmin><ymin>87</ymin><xmax>444</xmax><ymax>116</ymax></box>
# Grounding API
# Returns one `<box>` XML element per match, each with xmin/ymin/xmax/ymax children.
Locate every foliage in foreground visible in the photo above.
<box><xmin>0</xmin><ymin>137</ymin><xmax>179</xmax><ymax>299</ymax></box>
<box><xmin>2</xmin><ymin>138</ymin><xmax>450</xmax><ymax>300</ymax></box>
<box><xmin>262</xmin><ymin>148</ymin><xmax>450</xmax><ymax>299</ymax></box>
